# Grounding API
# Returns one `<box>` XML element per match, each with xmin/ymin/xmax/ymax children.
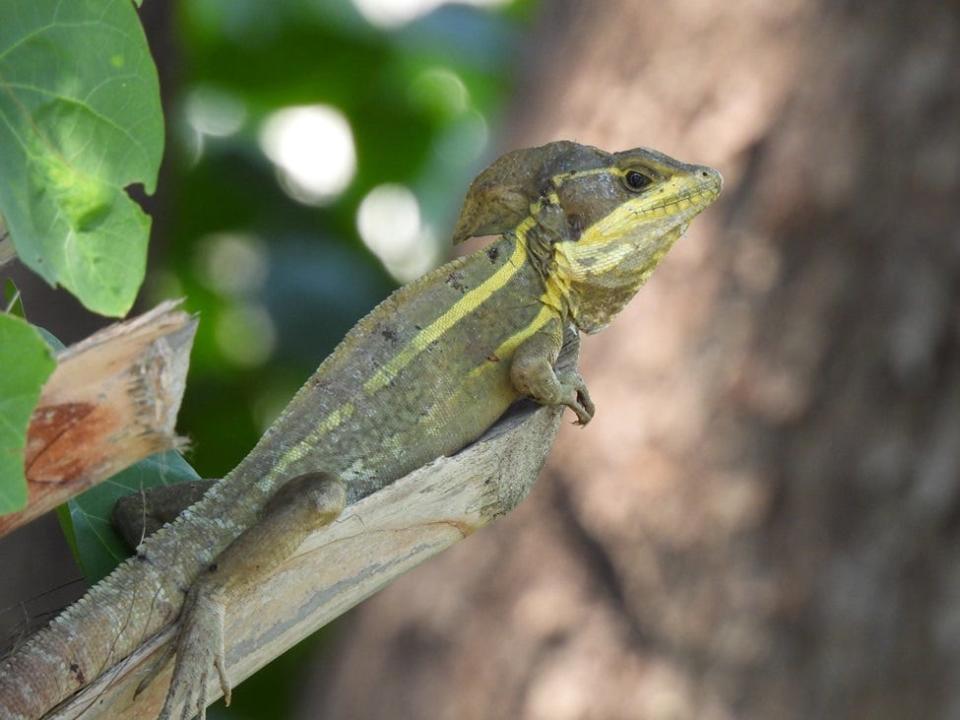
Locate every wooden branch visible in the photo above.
<box><xmin>40</xmin><ymin>338</ymin><xmax>577</xmax><ymax>720</ymax></box>
<box><xmin>0</xmin><ymin>301</ymin><xmax>197</xmax><ymax>538</ymax></box>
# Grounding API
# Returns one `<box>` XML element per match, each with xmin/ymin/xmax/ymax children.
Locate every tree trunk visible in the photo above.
<box><xmin>305</xmin><ymin>2</ymin><xmax>960</xmax><ymax>718</ymax></box>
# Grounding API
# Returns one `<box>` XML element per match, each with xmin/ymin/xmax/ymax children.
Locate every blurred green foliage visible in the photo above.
<box><xmin>146</xmin><ymin>1</ymin><xmax>534</xmax><ymax>715</ymax></box>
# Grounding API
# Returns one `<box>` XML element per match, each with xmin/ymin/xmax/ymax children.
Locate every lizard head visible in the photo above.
<box><xmin>543</xmin><ymin>143</ymin><xmax>723</xmax><ymax>332</ymax></box>
<box><xmin>453</xmin><ymin>141</ymin><xmax>722</xmax><ymax>333</ymax></box>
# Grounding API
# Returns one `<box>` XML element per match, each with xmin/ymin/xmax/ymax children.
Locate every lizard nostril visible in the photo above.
<box><xmin>700</xmin><ymin>170</ymin><xmax>710</xmax><ymax>178</ymax></box>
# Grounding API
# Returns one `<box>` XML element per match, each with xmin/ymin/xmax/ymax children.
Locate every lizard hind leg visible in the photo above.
<box><xmin>158</xmin><ymin>471</ymin><xmax>347</xmax><ymax>720</ymax></box>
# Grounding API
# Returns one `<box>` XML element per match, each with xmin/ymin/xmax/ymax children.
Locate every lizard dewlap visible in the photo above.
<box><xmin>0</xmin><ymin>141</ymin><xmax>721</xmax><ymax>720</ymax></box>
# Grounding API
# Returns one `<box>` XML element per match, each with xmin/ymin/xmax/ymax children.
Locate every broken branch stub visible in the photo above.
<box><xmin>0</xmin><ymin>300</ymin><xmax>197</xmax><ymax>538</ymax></box>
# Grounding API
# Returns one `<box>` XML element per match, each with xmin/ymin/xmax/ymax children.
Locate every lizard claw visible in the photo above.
<box><xmin>158</xmin><ymin>588</ymin><xmax>231</xmax><ymax>720</ymax></box>
<box><xmin>559</xmin><ymin>370</ymin><xmax>595</xmax><ymax>426</ymax></box>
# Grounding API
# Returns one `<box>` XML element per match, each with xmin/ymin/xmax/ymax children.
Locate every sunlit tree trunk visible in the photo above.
<box><xmin>306</xmin><ymin>2</ymin><xmax>960</xmax><ymax>718</ymax></box>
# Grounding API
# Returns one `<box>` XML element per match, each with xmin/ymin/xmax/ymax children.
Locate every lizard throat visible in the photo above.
<box><xmin>542</xmin><ymin>247</ymin><xmax>577</xmax><ymax>320</ymax></box>
<box><xmin>550</xmin><ymin>223</ymin><xmax>687</xmax><ymax>334</ymax></box>
<box><xmin>513</xmin><ymin>215</ymin><xmax>578</xmax><ymax>322</ymax></box>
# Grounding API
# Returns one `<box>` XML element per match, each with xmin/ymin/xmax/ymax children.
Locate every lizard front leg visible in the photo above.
<box><xmin>511</xmin><ymin>318</ymin><xmax>595</xmax><ymax>425</ymax></box>
<box><xmin>157</xmin><ymin>471</ymin><xmax>346</xmax><ymax>720</ymax></box>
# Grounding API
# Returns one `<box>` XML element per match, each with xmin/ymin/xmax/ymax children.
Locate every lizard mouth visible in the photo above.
<box><xmin>632</xmin><ymin>175</ymin><xmax>723</xmax><ymax>219</ymax></box>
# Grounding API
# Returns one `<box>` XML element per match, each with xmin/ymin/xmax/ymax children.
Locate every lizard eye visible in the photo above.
<box><xmin>623</xmin><ymin>170</ymin><xmax>652</xmax><ymax>192</ymax></box>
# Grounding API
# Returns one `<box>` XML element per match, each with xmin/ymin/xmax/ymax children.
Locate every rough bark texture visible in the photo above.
<box><xmin>306</xmin><ymin>2</ymin><xmax>960</xmax><ymax>719</ymax></box>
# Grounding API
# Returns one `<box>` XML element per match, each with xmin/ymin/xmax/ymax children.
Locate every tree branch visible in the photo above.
<box><xmin>37</xmin><ymin>335</ymin><xmax>577</xmax><ymax>720</ymax></box>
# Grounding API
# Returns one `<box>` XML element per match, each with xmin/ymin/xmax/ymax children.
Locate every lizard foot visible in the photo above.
<box><xmin>158</xmin><ymin>587</ymin><xmax>230</xmax><ymax>720</ymax></box>
<box><xmin>156</xmin><ymin>473</ymin><xmax>345</xmax><ymax>719</ymax></box>
<box><xmin>558</xmin><ymin>369</ymin><xmax>595</xmax><ymax>425</ymax></box>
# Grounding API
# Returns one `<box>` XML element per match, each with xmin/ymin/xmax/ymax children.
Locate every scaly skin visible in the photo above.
<box><xmin>0</xmin><ymin>141</ymin><xmax>721</xmax><ymax>720</ymax></box>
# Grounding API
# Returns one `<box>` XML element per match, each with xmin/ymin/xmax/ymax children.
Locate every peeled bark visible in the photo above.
<box><xmin>307</xmin><ymin>2</ymin><xmax>960</xmax><ymax>719</ymax></box>
<box><xmin>0</xmin><ymin>301</ymin><xmax>196</xmax><ymax>538</ymax></box>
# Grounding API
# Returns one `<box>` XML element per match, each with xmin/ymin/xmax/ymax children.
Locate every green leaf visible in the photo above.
<box><xmin>34</xmin><ymin>325</ymin><xmax>65</xmax><ymax>352</ymax></box>
<box><xmin>0</xmin><ymin>313</ymin><xmax>56</xmax><ymax>513</ymax></box>
<box><xmin>59</xmin><ymin>450</ymin><xmax>201</xmax><ymax>583</ymax></box>
<box><xmin>4</xmin><ymin>278</ymin><xmax>24</xmax><ymax>317</ymax></box>
<box><xmin>55</xmin><ymin>502</ymin><xmax>80</xmax><ymax>568</ymax></box>
<box><xmin>0</xmin><ymin>0</ymin><xmax>164</xmax><ymax>317</ymax></box>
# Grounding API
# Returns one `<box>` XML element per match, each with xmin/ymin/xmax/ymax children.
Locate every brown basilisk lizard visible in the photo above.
<box><xmin>0</xmin><ymin>141</ymin><xmax>721</xmax><ymax>719</ymax></box>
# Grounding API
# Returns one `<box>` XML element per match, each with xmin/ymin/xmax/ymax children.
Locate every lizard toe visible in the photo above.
<box><xmin>160</xmin><ymin>588</ymin><xmax>228</xmax><ymax>720</ymax></box>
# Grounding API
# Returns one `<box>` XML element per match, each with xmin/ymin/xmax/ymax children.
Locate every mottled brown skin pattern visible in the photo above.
<box><xmin>0</xmin><ymin>142</ymin><xmax>721</xmax><ymax>720</ymax></box>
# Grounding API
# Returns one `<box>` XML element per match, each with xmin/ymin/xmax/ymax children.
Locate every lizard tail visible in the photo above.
<box><xmin>0</xmin><ymin>452</ymin><xmax>275</xmax><ymax>719</ymax></box>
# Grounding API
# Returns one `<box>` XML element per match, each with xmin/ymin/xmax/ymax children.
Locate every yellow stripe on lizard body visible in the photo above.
<box><xmin>265</xmin><ymin>401</ymin><xmax>356</xmax><ymax>478</ymax></box>
<box><xmin>273</xmin><ymin>220</ymin><xmax>540</xmax><ymax>478</ymax></box>
<box><xmin>362</xmin><ymin>231</ymin><xmax>531</xmax><ymax>395</ymax></box>
<box><xmin>468</xmin><ymin>304</ymin><xmax>557</xmax><ymax>380</ymax></box>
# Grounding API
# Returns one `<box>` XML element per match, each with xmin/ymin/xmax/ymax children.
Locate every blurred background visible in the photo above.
<box><xmin>4</xmin><ymin>0</ymin><xmax>960</xmax><ymax>718</ymax></box>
